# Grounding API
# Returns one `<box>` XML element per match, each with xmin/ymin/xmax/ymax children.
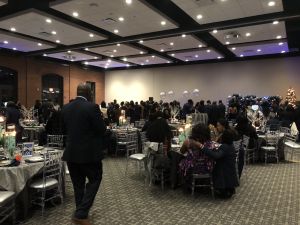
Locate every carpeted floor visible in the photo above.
<box><xmin>17</xmin><ymin>158</ymin><xmax>300</xmax><ymax>225</ymax></box>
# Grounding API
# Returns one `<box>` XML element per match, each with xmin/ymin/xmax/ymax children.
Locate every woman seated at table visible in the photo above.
<box><xmin>201</xmin><ymin>129</ymin><xmax>239</xmax><ymax>198</ymax></box>
<box><xmin>179</xmin><ymin>124</ymin><xmax>215</xmax><ymax>190</ymax></box>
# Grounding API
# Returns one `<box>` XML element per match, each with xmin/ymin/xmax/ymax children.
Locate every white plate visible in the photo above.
<box><xmin>25</xmin><ymin>156</ymin><xmax>44</xmax><ymax>163</ymax></box>
<box><xmin>0</xmin><ymin>160</ymin><xmax>11</xmax><ymax>167</ymax></box>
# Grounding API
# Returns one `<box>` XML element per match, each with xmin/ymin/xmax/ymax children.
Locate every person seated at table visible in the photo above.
<box><xmin>6</xmin><ymin>101</ymin><xmax>22</xmax><ymax>142</ymax></box>
<box><xmin>201</xmin><ymin>129</ymin><xmax>239</xmax><ymax>198</ymax></box>
<box><xmin>179</xmin><ymin>124</ymin><xmax>215</xmax><ymax>191</ymax></box>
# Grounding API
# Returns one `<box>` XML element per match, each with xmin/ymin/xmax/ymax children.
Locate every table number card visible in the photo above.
<box><xmin>22</xmin><ymin>142</ymin><xmax>34</xmax><ymax>156</ymax></box>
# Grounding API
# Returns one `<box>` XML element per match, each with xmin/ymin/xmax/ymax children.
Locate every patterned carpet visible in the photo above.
<box><xmin>15</xmin><ymin>158</ymin><xmax>300</xmax><ymax>225</ymax></box>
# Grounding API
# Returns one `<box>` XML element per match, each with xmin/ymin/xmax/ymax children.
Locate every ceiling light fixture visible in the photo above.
<box><xmin>126</xmin><ymin>64</ymin><xmax>130</xmax><ymax>67</ymax></box>
<box><xmin>118</xmin><ymin>17</ymin><xmax>124</xmax><ymax>22</ymax></box>
<box><xmin>182</xmin><ymin>34</ymin><xmax>186</xmax><ymax>38</ymax></box>
<box><xmin>206</xmin><ymin>49</ymin><xmax>211</xmax><ymax>53</ymax></box>
<box><xmin>56</xmin><ymin>40</ymin><xmax>60</xmax><ymax>43</ymax></box>
<box><xmin>113</xmin><ymin>49</ymin><xmax>117</xmax><ymax>53</ymax></box>
<box><xmin>110</xmin><ymin>55</ymin><xmax>114</xmax><ymax>57</ymax></box>
<box><xmin>38</xmin><ymin>43</ymin><xmax>42</xmax><ymax>46</ymax></box>
<box><xmin>89</xmin><ymin>33</ymin><xmax>94</xmax><ymax>38</ymax></box>
<box><xmin>278</xmin><ymin>42</ymin><xmax>283</xmax><ymax>46</ymax></box>
<box><xmin>257</xmin><ymin>49</ymin><xmax>261</xmax><ymax>52</ymax></box>
<box><xmin>139</xmin><ymin>40</ymin><xmax>143</xmax><ymax>43</ymax></box>
<box><xmin>268</xmin><ymin>1</ymin><xmax>276</xmax><ymax>7</ymax></box>
<box><xmin>125</xmin><ymin>0</ymin><xmax>132</xmax><ymax>5</ymax></box>
<box><xmin>240</xmin><ymin>54</ymin><xmax>244</xmax><ymax>57</ymax></box>
<box><xmin>146</xmin><ymin>59</ymin><xmax>149</xmax><ymax>62</ymax></box>
<box><xmin>123</xmin><ymin>57</ymin><xmax>127</xmax><ymax>61</ymax></box>
<box><xmin>51</xmin><ymin>31</ymin><xmax>57</xmax><ymax>35</ymax></box>
<box><xmin>108</xmin><ymin>59</ymin><xmax>112</xmax><ymax>63</ymax></box>
<box><xmin>273</xmin><ymin>21</ymin><xmax>279</xmax><ymax>25</ymax></box>
<box><xmin>167</xmin><ymin>61</ymin><xmax>170</xmax><ymax>63</ymax></box>
<box><xmin>160</xmin><ymin>49</ymin><xmax>164</xmax><ymax>52</ymax></box>
<box><xmin>12</xmin><ymin>47</ymin><xmax>17</xmax><ymax>51</ymax></box>
<box><xmin>225</xmin><ymin>41</ymin><xmax>230</xmax><ymax>45</ymax></box>
<box><xmin>3</xmin><ymin>41</ymin><xmax>8</xmax><ymax>44</ymax></box>
<box><xmin>141</xmin><ymin>63</ymin><xmax>144</xmax><ymax>66</ymax></box>
<box><xmin>246</xmin><ymin>32</ymin><xmax>251</xmax><ymax>37</ymax></box>
<box><xmin>213</xmin><ymin>29</ymin><xmax>218</xmax><ymax>34</ymax></box>
<box><xmin>198</xmin><ymin>44</ymin><xmax>202</xmax><ymax>48</ymax></box>
<box><xmin>140</xmin><ymin>51</ymin><xmax>144</xmax><ymax>54</ymax></box>
<box><xmin>161</xmin><ymin>21</ymin><xmax>166</xmax><ymax>26</ymax></box>
<box><xmin>185</xmin><ymin>59</ymin><xmax>189</xmax><ymax>62</ymax></box>
<box><xmin>217</xmin><ymin>56</ymin><xmax>222</xmax><ymax>59</ymax></box>
<box><xmin>94</xmin><ymin>57</ymin><xmax>98</xmax><ymax>59</ymax></box>
<box><xmin>171</xmin><ymin>54</ymin><xmax>175</xmax><ymax>56</ymax></box>
<box><xmin>72</xmin><ymin>12</ymin><xmax>79</xmax><ymax>17</ymax></box>
<box><xmin>114</xmin><ymin>29</ymin><xmax>119</xmax><ymax>34</ymax></box>
<box><xmin>84</xmin><ymin>62</ymin><xmax>89</xmax><ymax>65</ymax></box>
<box><xmin>197</xmin><ymin>14</ymin><xmax>203</xmax><ymax>20</ymax></box>
<box><xmin>117</xmin><ymin>43</ymin><xmax>121</xmax><ymax>46</ymax></box>
<box><xmin>85</xmin><ymin>48</ymin><xmax>89</xmax><ymax>51</ymax></box>
<box><xmin>276</xmin><ymin>35</ymin><xmax>282</xmax><ymax>39</ymax></box>
<box><xmin>170</xmin><ymin>42</ymin><xmax>174</xmax><ymax>46</ymax></box>
<box><xmin>10</xmin><ymin>27</ymin><xmax>16</xmax><ymax>32</ymax></box>
<box><xmin>195</xmin><ymin>55</ymin><xmax>199</xmax><ymax>58</ymax></box>
<box><xmin>232</xmin><ymin>47</ymin><xmax>236</xmax><ymax>50</ymax></box>
<box><xmin>67</xmin><ymin>50</ymin><xmax>71</xmax><ymax>53</ymax></box>
<box><xmin>46</xmin><ymin>18</ymin><xmax>52</xmax><ymax>23</ymax></box>
<box><xmin>152</xmin><ymin>55</ymin><xmax>155</xmax><ymax>58</ymax></box>
<box><xmin>43</xmin><ymin>54</ymin><xmax>47</xmax><ymax>56</ymax></box>
<box><xmin>281</xmin><ymin>50</ymin><xmax>286</xmax><ymax>53</ymax></box>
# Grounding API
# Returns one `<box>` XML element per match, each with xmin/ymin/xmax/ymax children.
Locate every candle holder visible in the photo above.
<box><xmin>4</xmin><ymin>124</ymin><xmax>16</xmax><ymax>160</ymax></box>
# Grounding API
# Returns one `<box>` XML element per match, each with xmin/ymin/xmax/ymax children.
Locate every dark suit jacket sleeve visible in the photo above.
<box><xmin>90</xmin><ymin>104</ymin><xmax>107</xmax><ymax>135</ymax></box>
<box><xmin>203</xmin><ymin>145</ymin><xmax>227</xmax><ymax>160</ymax></box>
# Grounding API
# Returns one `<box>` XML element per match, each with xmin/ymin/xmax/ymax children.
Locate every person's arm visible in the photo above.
<box><xmin>203</xmin><ymin>144</ymin><xmax>226</xmax><ymax>159</ymax></box>
<box><xmin>90</xmin><ymin>104</ymin><xmax>107</xmax><ymax>136</ymax></box>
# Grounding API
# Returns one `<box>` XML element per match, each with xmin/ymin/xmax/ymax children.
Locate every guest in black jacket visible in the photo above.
<box><xmin>62</xmin><ymin>83</ymin><xmax>106</xmax><ymax>225</ymax></box>
<box><xmin>202</xmin><ymin>129</ymin><xmax>239</xmax><ymax>198</ymax></box>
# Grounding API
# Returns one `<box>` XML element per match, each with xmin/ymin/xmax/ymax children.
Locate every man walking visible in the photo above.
<box><xmin>62</xmin><ymin>83</ymin><xmax>106</xmax><ymax>225</ymax></box>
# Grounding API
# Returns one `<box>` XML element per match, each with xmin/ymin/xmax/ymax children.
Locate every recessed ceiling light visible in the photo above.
<box><xmin>146</xmin><ymin>59</ymin><xmax>149</xmax><ymax>62</ymax></box>
<box><xmin>273</xmin><ymin>21</ymin><xmax>279</xmax><ymax>25</ymax></box>
<box><xmin>139</xmin><ymin>40</ymin><xmax>143</xmax><ymax>43</ymax></box>
<box><xmin>141</xmin><ymin>63</ymin><xmax>144</xmax><ymax>66</ymax></box>
<box><xmin>10</xmin><ymin>27</ymin><xmax>16</xmax><ymax>32</ymax></box>
<box><xmin>72</xmin><ymin>12</ymin><xmax>79</xmax><ymax>17</ymax></box>
<box><xmin>171</xmin><ymin>54</ymin><xmax>175</xmax><ymax>56</ymax></box>
<box><xmin>105</xmin><ymin>66</ymin><xmax>108</xmax><ymax>69</ymax></box>
<box><xmin>198</xmin><ymin>44</ymin><xmax>203</xmax><ymax>48</ymax></box>
<box><xmin>161</xmin><ymin>21</ymin><xmax>166</xmax><ymax>26</ymax></box>
<box><xmin>51</xmin><ymin>31</ymin><xmax>57</xmax><ymax>35</ymax></box>
<box><xmin>152</xmin><ymin>55</ymin><xmax>155</xmax><ymax>58</ymax></box>
<box><xmin>67</xmin><ymin>50</ymin><xmax>71</xmax><ymax>53</ymax></box>
<box><xmin>232</xmin><ymin>47</ymin><xmax>236</xmax><ymax>50</ymax></box>
<box><xmin>110</xmin><ymin>55</ymin><xmax>114</xmax><ymax>57</ymax></box>
<box><xmin>3</xmin><ymin>41</ymin><xmax>8</xmax><ymax>44</ymax></box>
<box><xmin>182</xmin><ymin>34</ymin><xmax>186</xmax><ymax>38</ymax></box>
<box><xmin>114</xmin><ymin>29</ymin><xmax>119</xmax><ymax>34</ymax></box>
<box><xmin>125</xmin><ymin>0</ymin><xmax>132</xmax><ymax>5</ymax></box>
<box><xmin>140</xmin><ymin>51</ymin><xmax>144</xmax><ymax>54</ymax></box>
<box><xmin>123</xmin><ymin>57</ymin><xmax>127</xmax><ymax>61</ymax></box>
<box><xmin>268</xmin><ymin>1</ymin><xmax>276</xmax><ymax>7</ymax></box>
<box><xmin>160</xmin><ymin>49</ymin><xmax>164</xmax><ymax>52</ymax></box>
<box><xmin>126</xmin><ymin>64</ymin><xmax>130</xmax><ymax>67</ymax></box>
<box><xmin>217</xmin><ymin>56</ymin><xmax>222</xmax><ymax>59</ymax></box>
<box><xmin>46</xmin><ymin>18</ymin><xmax>52</xmax><ymax>23</ymax></box>
<box><xmin>257</xmin><ymin>49</ymin><xmax>262</xmax><ymax>52</ymax></box>
<box><xmin>85</xmin><ymin>48</ymin><xmax>89</xmax><ymax>51</ymax></box>
<box><xmin>185</xmin><ymin>59</ymin><xmax>189</xmax><ymax>62</ymax></box>
<box><xmin>94</xmin><ymin>57</ymin><xmax>98</xmax><ymax>59</ymax></box>
<box><xmin>225</xmin><ymin>41</ymin><xmax>230</xmax><ymax>45</ymax></box>
<box><xmin>56</xmin><ymin>40</ymin><xmax>60</xmax><ymax>43</ymax></box>
<box><xmin>71</xmin><ymin>59</ymin><xmax>74</xmax><ymax>62</ymax></box>
<box><xmin>213</xmin><ymin>29</ymin><xmax>218</xmax><ymax>34</ymax></box>
<box><xmin>117</xmin><ymin>43</ymin><xmax>121</xmax><ymax>46</ymax></box>
<box><xmin>240</xmin><ymin>54</ymin><xmax>244</xmax><ymax>57</ymax></box>
<box><xmin>170</xmin><ymin>42</ymin><xmax>174</xmax><ymax>46</ymax></box>
<box><xmin>245</xmin><ymin>33</ymin><xmax>251</xmax><ymax>37</ymax></box>
<box><xmin>84</xmin><ymin>62</ymin><xmax>89</xmax><ymax>65</ymax></box>
<box><xmin>276</xmin><ymin>35</ymin><xmax>282</xmax><ymax>39</ymax></box>
<box><xmin>167</xmin><ymin>61</ymin><xmax>170</xmax><ymax>63</ymax></box>
<box><xmin>89</xmin><ymin>33</ymin><xmax>94</xmax><ymax>38</ymax></box>
<box><xmin>37</xmin><ymin>43</ymin><xmax>42</xmax><ymax>46</ymax></box>
<box><xmin>206</xmin><ymin>49</ymin><xmax>211</xmax><ymax>53</ymax></box>
<box><xmin>113</xmin><ymin>49</ymin><xmax>117</xmax><ymax>53</ymax></box>
<box><xmin>197</xmin><ymin>14</ymin><xmax>203</xmax><ymax>20</ymax></box>
<box><xmin>108</xmin><ymin>59</ymin><xmax>112</xmax><ymax>63</ymax></box>
<box><xmin>118</xmin><ymin>17</ymin><xmax>124</xmax><ymax>22</ymax></box>
<box><xmin>12</xmin><ymin>47</ymin><xmax>17</xmax><ymax>51</ymax></box>
<box><xmin>281</xmin><ymin>51</ymin><xmax>286</xmax><ymax>53</ymax></box>
<box><xmin>43</xmin><ymin>54</ymin><xmax>47</xmax><ymax>56</ymax></box>
<box><xmin>195</xmin><ymin>55</ymin><xmax>199</xmax><ymax>58</ymax></box>
<box><xmin>278</xmin><ymin>42</ymin><xmax>283</xmax><ymax>46</ymax></box>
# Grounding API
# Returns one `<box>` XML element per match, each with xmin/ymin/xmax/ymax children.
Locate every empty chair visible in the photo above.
<box><xmin>283</xmin><ymin>129</ymin><xmax>300</xmax><ymax>162</ymax></box>
<box><xmin>30</xmin><ymin>150</ymin><xmax>64</xmax><ymax>215</ymax></box>
<box><xmin>0</xmin><ymin>191</ymin><xmax>16</xmax><ymax>225</ymax></box>
<box><xmin>115</xmin><ymin>130</ymin><xmax>138</xmax><ymax>157</ymax></box>
<box><xmin>243</xmin><ymin>135</ymin><xmax>256</xmax><ymax>164</ymax></box>
<box><xmin>261</xmin><ymin>133</ymin><xmax>279</xmax><ymax>164</ymax></box>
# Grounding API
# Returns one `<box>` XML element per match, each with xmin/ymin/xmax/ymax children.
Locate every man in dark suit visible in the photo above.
<box><xmin>62</xmin><ymin>83</ymin><xmax>106</xmax><ymax>225</ymax></box>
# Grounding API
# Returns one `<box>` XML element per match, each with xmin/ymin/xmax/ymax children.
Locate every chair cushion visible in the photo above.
<box><xmin>30</xmin><ymin>178</ymin><xmax>58</xmax><ymax>189</ymax></box>
<box><xmin>261</xmin><ymin>146</ymin><xmax>276</xmax><ymax>151</ymax></box>
<box><xmin>129</xmin><ymin>153</ymin><xmax>146</xmax><ymax>161</ymax></box>
<box><xmin>285</xmin><ymin>141</ymin><xmax>300</xmax><ymax>149</ymax></box>
<box><xmin>0</xmin><ymin>191</ymin><xmax>15</xmax><ymax>207</ymax></box>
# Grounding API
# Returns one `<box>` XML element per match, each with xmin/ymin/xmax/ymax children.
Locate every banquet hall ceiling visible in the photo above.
<box><xmin>0</xmin><ymin>0</ymin><xmax>299</xmax><ymax>71</ymax></box>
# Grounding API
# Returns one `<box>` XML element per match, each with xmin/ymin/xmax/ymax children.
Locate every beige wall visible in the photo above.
<box><xmin>105</xmin><ymin>56</ymin><xmax>300</xmax><ymax>104</ymax></box>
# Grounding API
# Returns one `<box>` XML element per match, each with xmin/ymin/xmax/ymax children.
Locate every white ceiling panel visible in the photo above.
<box><xmin>46</xmin><ymin>51</ymin><xmax>97</xmax><ymax>61</ymax></box>
<box><xmin>88</xmin><ymin>59</ymin><xmax>129</xmax><ymax>68</ymax></box>
<box><xmin>229</xmin><ymin>40</ymin><xmax>289</xmax><ymax>57</ymax></box>
<box><xmin>171</xmin><ymin>0</ymin><xmax>283</xmax><ymax>24</ymax></box>
<box><xmin>0</xmin><ymin>32</ymin><xmax>55</xmax><ymax>52</ymax></box>
<box><xmin>141</xmin><ymin>35</ymin><xmax>206</xmax><ymax>52</ymax></box>
<box><xmin>51</xmin><ymin>0</ymin><xmax>178</xmax><ymax>37</ymax></box>
<box><xmin>0</xmin><ymin>10</ymin><xmax>106</xmax><ymax>45</ymax></box>
<box><xmin>211</xmin><ymin>22</ymin><xmax>286</xmax><ymax>45</ymax></box>
<box><xmin>127</xmin><ymin>55</ymin><xmax>171</xmax><ymax>65</ymax></box>
<box><xmin>0</xmin><ymin>0</ymin><xmax>7</xmax><ymax>6</ymax></box>
<box><xmin>169</xmin><ymin>48</ymin><xmax>222</xmax><ymax>61</ymax></box>
<box><xmin>89</xmin><ymin>44</ymin><xmax>143</xmax><ymax>57</ymax></box>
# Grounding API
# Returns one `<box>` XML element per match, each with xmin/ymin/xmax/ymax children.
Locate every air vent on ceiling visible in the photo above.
<box><xmin>38</xmin><ymin>31</ymin><xmax>52</xmax><ymax>37</ymax></box>
<box><xmin>194</xmin><ymin>0</ymin><xmax>216</xmax><ymax>7</ymax></box>
<box><xmin>101</xmin><ymin>18</ymin><xmax>117</xmax><ymax>25</ymax></box>
<box><xmin>224</xmin><ymin>31</ymin><xmax>241</xmax><ymax>40</ymax></box>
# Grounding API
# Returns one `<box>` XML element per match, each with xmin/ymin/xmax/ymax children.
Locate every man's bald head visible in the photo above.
<box><xmin>77</xmin><ymin>83</ymin><xmax>92</xmax><ymax>101</ymax></box>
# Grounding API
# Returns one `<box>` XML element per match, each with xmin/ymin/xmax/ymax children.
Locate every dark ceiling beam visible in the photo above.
<box><xmin>282</xmin><ymin>0</ymin><xmax>300</xmax><ymax>50</ymax></box>
<box><xmin>26</xmin><ymin>10</ymin><xmax>300</xmax><ymax>56</ymax></box>
<box><xmin>141</xmin><ymin>0</ymin><xmax>235</xmax><ymax>58</ymax></box>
